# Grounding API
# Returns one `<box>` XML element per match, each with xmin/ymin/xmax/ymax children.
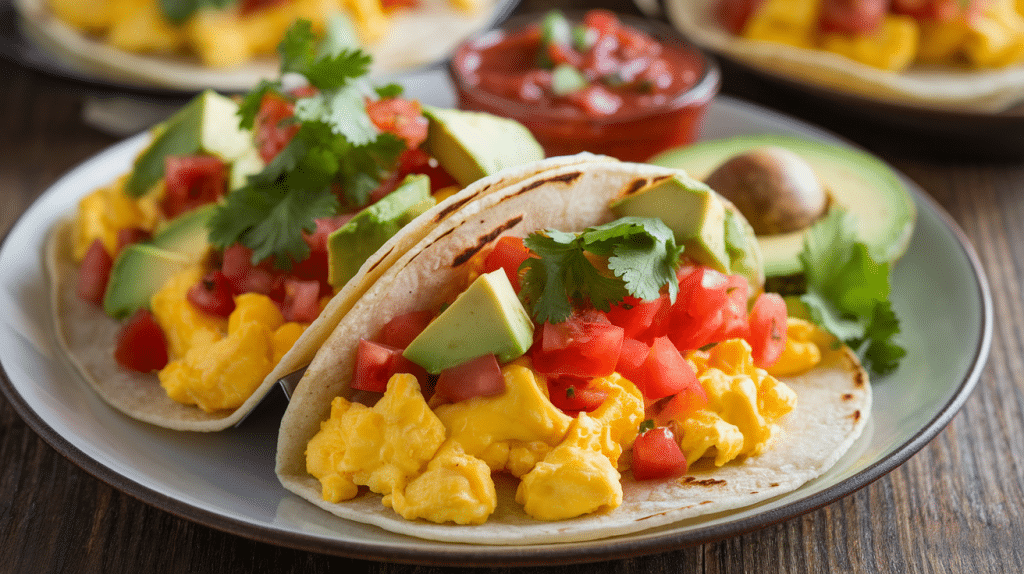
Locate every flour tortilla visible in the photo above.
<box><xmin>14</xmin><ymin>0</ymin><xmax>505</xmax><ymax>92</ymax></box>
<box><xmin>664</xmin><ymin>0</ymin><xmax>1024</xmax><ymax>113</ymax></box>
<box><xmin>275</xmin><ymin>158</ymin><xmax>871</xmax><ymax>544</ymax></box>
<box><xmin>47</xmin><ymin>151</ymin><xmax>611</xmax><ymax>431</ymax></box>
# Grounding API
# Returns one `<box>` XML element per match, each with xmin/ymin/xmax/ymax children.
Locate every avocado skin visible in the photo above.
<box><xmin>649</xmin><ymin>135</ymin><xmax>916</xmax><ymax>278</ymax></box>
<box><xmin>421</xmin><ymin>106</ymin><xmax>545</xmax><ymax>188</ymax></box>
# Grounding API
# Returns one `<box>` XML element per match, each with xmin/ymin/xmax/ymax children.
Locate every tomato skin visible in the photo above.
<box><xmin>365</xmin><ymin>98</ymin><xmax>429</xmax><ymax>150</ymax></box>
<box><xmin>621</xmin><ymin>336</ymin><xmax>701</xmax><ymax>401</ymax></box>
<box><xmin>531</xmin><ymin>310</ymin><xmax>624</xmax><ymax>378</ymax></box>
<box><xmin>483</xmin><ymin>236</ymin><xmax>533</xmax><ymax>293</ymax></box>
<box><xmin>115</xmin><ymin>227</ymin><xmax>151</xmax><ymax>254</ymax></box>
<box><xmin>395</xmin><ymin>148</ymin><xmax>459</xmax><ymax>193</ymax></box>
<box><xmin>892</xmin><ymin>0</ymin><xmax>969</xmax><ymax>21</ymax></box>
<box><xmin>712</xmin><ymin>274</ymin><xmax>751</xmax><ymax>342</ymax></box>
<box><xmin>278</xmin><ymin>277</ymin><xmax>322</xmax><ymax>323</ymax></box>
<box><xmin>114</xmin><ymin>309</ymin><xmax>169</xmax><ymax>372</ymax></box>
<box><xmin>656</xmin><ymin>385</ymin><xmax>710</xmax><ymax>425</ymax></box>
<box><xmin>254</xmin><ymin>93</ymin><xmax>299</xmax><ymax>164</ymax></box>
<box><xmin>162</xmin><ymin>155</ymin><xmax>227</xmax><ymax>219</ymax></box>
<box><xmin>187</xmin><ymin>271</ymin><xmax>236</xmax><ymax>317</ymax></box>
<box><xmin>222</xmin><ymin>243</ymin><xmax>277</xmax><ymax>296</ymax></box>
<box><xmin>605</xmin><ymin>294</ymin><xmax>670</xmax><ymax>341</ymax></box>
<box><xmin>352</xmin><ymin>339</ymin><xmax>427</xmax><ymax>393</ymax></box>
<box><xmin>818</xmin><ymin>0</ymin><xmax>888</xmax><ymax>34</ymax></box>
<box><xmin>632</xmin><ymin>426</ymin><xmax>688</xmax><ymax>480</ymax></box>
<box><xmin>546</xmin><ymin>376</ymin><xmax>609</xmax><ymax>414</ymax></box>
<box><xmin>377</xmin><ymin>310</ymin><xmax>435</xmax><ymax>349</ymax></box>
<box><xmin>747</xmin><ymin>292</ymin><xmax>788</xmax><ymax>368</ymax></box>
<box><xmin>666</xmin><ymin>267</ymin><xmax>729</xmax><ymax>351</ymax></box>
<box><xmin>434</xmin><ymin>354</ymin><xmax>506</xmax><ymax>403</ymax></box>
<box><xmin>77</xmin><ymin>238</ymin><xmax>113</xmax><ymax>306</ymax></box>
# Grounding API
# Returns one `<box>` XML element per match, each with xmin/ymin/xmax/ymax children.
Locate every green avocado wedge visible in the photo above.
<box><xmin>649</xmin><ymin>134</ymin><xmax>916</xmax><ymax>279</ymax></box>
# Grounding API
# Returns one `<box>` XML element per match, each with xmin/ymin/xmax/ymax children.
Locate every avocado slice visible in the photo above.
<box><xmin>125</xmin><ymin>90</ymin><xmax>254</xmax><ymax>197</ymax></box>
<box><xmin>327</xmin><ymin>174</ymin><xmax>434</xmax><ymax>289</ymax></box>
<box><xmin>421</xmin><ymin>106</ymin><xmax>545</xmax><ymax>188</ymax></box>
<box><xmin>103</xmin><ymin>205</ymin><xmax>216</xmax><ymax>319</ymax></box>
<box><xmin>102</xmin><ymin>244</ymin><xmax>193</xmax><ymax>320</ymax></box>
<box><xmin>649</xmin><ymin>135</ymin><xmax>916</xmax><ymax>278</ymax></box>
<box><xmin>402</xmin><ymin>270</ymin><xmax>535</xmax><ymax>375</ymax></box>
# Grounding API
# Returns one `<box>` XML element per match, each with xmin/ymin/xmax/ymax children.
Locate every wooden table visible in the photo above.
<box><xmin>2</xmin><ymin>1</ymin><xmax>1024</xmax><ymax>572</ymax></box>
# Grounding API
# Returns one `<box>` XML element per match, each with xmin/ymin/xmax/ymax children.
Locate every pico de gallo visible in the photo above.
<box><xmin>450</xmin><ymin>9</ymin><xmax>720</xmax><ymax>161</ymax></box>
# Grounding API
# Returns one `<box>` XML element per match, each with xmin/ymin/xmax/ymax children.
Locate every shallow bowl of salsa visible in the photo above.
<box><xmin>450</xmin><ymin>10</ymin><xmax>721</xmax><ymax>162</ymax></box>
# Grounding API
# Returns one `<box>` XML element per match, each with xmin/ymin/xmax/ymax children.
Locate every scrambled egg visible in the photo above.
<box><xmin>305</xmin><ymin>329</ymin><xmax>821</xmax><ymax>524</ymax></box>
<box><xmin>47</xmin><ymin>0</ymin><xmax>479</xmax><ymax>68</ymax></box>
<box><xmin>740</xmin><ymin>0</ymin><xmax>1024</xmax><ymax>70</ymax></box>
<box><xmin>71</xmin><ymin>175</ymin><xmax>160</xmax><ymax>261</ymax></box>
<box><xmin>672</xmin><ymin>339</ymin><xmax>798</xmax><ymax>467</ymax></box>
<box><xmin>154</xmin><ymin>272</ymin><xmax>306</xmax><ymax>411</ymax></box>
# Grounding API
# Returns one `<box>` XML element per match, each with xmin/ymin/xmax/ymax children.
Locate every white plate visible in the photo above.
<box><xmin>0</xmin><ymin>75</ymin><xmax>992</xmax><ymax>565</ymax></box>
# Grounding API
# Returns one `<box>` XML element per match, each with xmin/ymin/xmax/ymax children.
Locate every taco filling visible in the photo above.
<box><xmin>49</xmin><ymin>22</ymin><xmax>546</xmax><ymax>430</ymax></box>
<box><xmin>280</xmin><ymin>161</ymin><xmax>870</xmax><ymax>539</ymax></box>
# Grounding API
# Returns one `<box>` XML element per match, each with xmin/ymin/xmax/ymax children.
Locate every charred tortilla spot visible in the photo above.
<box><xmin>852</xmin><ymin>410</ymin><xmax>862</xmax><ymax>421</ymax></box>
<box><xmin>451</xmin><ymin>216</ymin><xmax>524</xmax><ymax>267</ymax></box>
<box><xmin>365</xmin><ymin>246</ymin><xmax>395</xmax><ymax>273</ymax></box>
<box><xmin>750</xmin><ymin>491</ymin><xmax>758</xmax><ymax>495</ymax></box>
<box><xmin>679</xmin><ymin>476</ymin><xmax>727</xmax><ymax>487</ymax></box>
<box><xmin>513</xmin><ymin>171</ymin><xmax>583</xmax><ymax>195</ymax></box>
<box><xmin>854</xmin><ymin>370</ymin><xmax>866</xmax><ymax>387</ymax></box>
<box><xmin>434</xmin><ymin>194</ymin><xmax>479</xmax><ymax>222</ymax></box>
<box><xmin>621</xmin><ymin>174</ymin><xmax>673</xmax><ymax>198</ymax></box>
<box><xmin>770</xmin><ymin>483</ymin><xmax>779</xmax><ymax>488</ymax></box>
<box><xmin>700</xmin><ymin>500</ymin><xmax>713</xmax><ymax>505</ymax></box>
<box><xmin>842</xmin><ymin>393</ymin><xmax>854</xmax><ymax>401</ymax></box>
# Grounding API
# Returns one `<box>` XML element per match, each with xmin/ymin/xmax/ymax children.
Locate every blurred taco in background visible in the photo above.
<box><xmin>276</xmin><ymin>157</ymin><xmax>870</xmax><ymax>543</ymax></box>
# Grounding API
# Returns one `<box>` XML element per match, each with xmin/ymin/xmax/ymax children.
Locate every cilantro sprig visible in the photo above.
<box><xmin>519</xmin><ymin>217</ymin><xmax>684</xmax><ymax>324</ymax></box>
<box><xmin>794</xmin><ymin>209</ymin><xmax>906</xmax><ymax>376</ymax></box>
<box><xmin>209</xmin><ymin>17</ymin><xmax>405</xmax><ymax>269</ymax></box>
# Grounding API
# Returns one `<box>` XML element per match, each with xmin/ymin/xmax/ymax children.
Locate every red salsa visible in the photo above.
<box><xmin>451</xmin><ymin>10</ymin><xmax>719</xmax><ymax>161</ymax></box>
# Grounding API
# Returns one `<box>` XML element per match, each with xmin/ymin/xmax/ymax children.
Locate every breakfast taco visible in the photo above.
<box><xmin>275</xmin><ymin>157</ymin><xmax>871</xmax><ymax>543</ymax></box>
<box><xmin>14</xmin><ymin>0</ymin><xmax>504</xmax><ymax>91</ymax></box>
<box><xmin>44</xmin><ymin>23</ymin><xmax>579</xmax><ymax>432</ymax></box>
<box><xmin>666</xmin><ymin>0</ymin><xmax>1024</xmax><ymax>112</ymax></box>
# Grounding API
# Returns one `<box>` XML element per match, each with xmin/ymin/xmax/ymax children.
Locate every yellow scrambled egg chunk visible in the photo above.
<box><xmin>820</xmin><ymin>15</ymin><xmax>919</xmax><ymax>71</ymax></box>
<box><xmin>433</xmin><ymin>362</ymin><xmax>574</xmax><ymax>476</ymax></box>
<box><xmin>155</xmin><ymin>286</ymin><xmax>304</xmax><ymax>412</ymax></box>
<box><xmin>742</xmin><ymin>0</ymin><xmax>819</xmax><ymax>49</ymax></box>
<box><xmin>306</xmin><ymin>373</ymin><xmax>447</xmax><ymax>502</ymax></box>
<box><xmin>516</xmin><ymin>413</ymin><xmax>623</xmax><ymax>521</ymax></box>
<box><xmin>583</xmin><ymin>373</ymin><xmax>645</xmax><ymax>469</ymax></box>
<box><xmin>387</xmin><ymin>441</ymin><xmax>497</xmax><ymax>525</ymax></box>
<box><xmin>71</xmin><ymin>175</ymin><xmax>160</xmax><ymax>261</ymax></box>
<box><xmin>673</xmin><ymin>339</ymin><xmax>797</xmax><ymax>467</ymax></box>
<box><xmin>768</xmin><ymin>317</ymin><xmax>824</xmax><ymax>377</ymax></box>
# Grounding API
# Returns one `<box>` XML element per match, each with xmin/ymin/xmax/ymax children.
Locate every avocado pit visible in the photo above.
<box><xmin>703</xmin><ymin>146</ymin><xmax>828</xmax><ymax>236</ymax></box>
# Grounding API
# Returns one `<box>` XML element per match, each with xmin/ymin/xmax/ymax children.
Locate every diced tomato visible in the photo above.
<box><xmin>632</xmin><ymin>426</ymin><xmax>688</xmax><ymax>480</ymax></box>
<box><xmin>278</xmin><ymin>277</ymin><xmax>322</xmax><ymax>323</ymax></box>
<box><xmin>352</xmin><ymin>339</ymin><xmax>427</xmax><ymax>392</ymax></box>
<box><xmin>395</xmin><ymin>148</ymin><xmax>459</xmax><ymax>193</ymax></box>
<box><xmin>583</xmin><ymin>9</ymin><xmax>621</xmax><ymax>38</ymax></box>
<box><xmin>365</xmin><ymin>97</ymin><xmax>429</xmax><ymax>150</ymax></box>
<box><xmin>291</xmin><ymin>214</ymin><xmax>352</xmax><ymax>288</ymax></box>
<box><xmin>377</xmin><ymin>310</ymin><xmax>435</xmax><ymax>349</ymax></box>
<box><xmin>254</xmin><ymin>93</ymin><xmax>299</xmax><ymax>164</ymax></box>
<box><xmin>434</xmin><ymin>354</ymin><xmax>505</xmax><ymax>403</ymax></box>
<box><xmin>483</xmin><ymin>236</ymin><xmax>533</xmax><ymax>293</ymax></box>
<box><xmin>716</xmin><ymin>0</ymin><xmax>764</xmax><ymax>34</ymax></box>
<box><xmin>565</xmin><ymin>84</ymin><xmax>623</xmax><ymax>116</ymax></box>
<box><xmin>657</xmin><ymin>385</ymin><xmax>710</xmax><ymax>424</ymax></box>
<box><xmin>222</xmin><ymin>243</ymin><xmax>276</xmax><ymax>295</ymax></box>
<box><xmin>711</xmin><ymin>274</ymin><xmax>750</xmax><ymax>342</ymax></box>
<box><xmin>531</xmin><ymin>309</ymin><xmax>624</xmax><ymax>378</ymax></box>
<box><xmin>818</xmin><ymin>0</ymin><xmax>887</xmax><ymax>34</ymax></box>
<box><xmin>162</xmin><ymin>155</ymin><xmax>227</xmax><ymax>219</ymax></box>
<box><xmin>892</xmin><ymin>0</ymin><xmax>970</xmax><ymax>21</ymax></box>
<box><xmin>76</xmin><ymin>238</ymin><xmax>113</xmax><ymax>306</ymax></box>
<box><xmin>114</xmin><ymin>309</ymin><xmax>168</xmax><ymax>372</ymax></box>
<box><xmin>747</xmin><ymin>292</ymin><xmax>788</xmax><ymax>368</ymax></box>
<box><xmin>381</xmin><ymin>0</ymin><xmax>419</xmax><ymax>8</ymax></box>
<box><xmin>187</xmin><ymin>271</ymin><xmax>236</xmax><ymax>317</ymax></box>
<box><xmin>546</xmin><ymin>42</ymin><xmax>583</xmax><ymax>68</ymax></box>
<box><xmin>546</xmin><ymin>376</ymin><xmax>609</xmax><ymax>414</ymax></box>
<box><xmin>666</xmin><ymin>266</ymin><xmax>730</xmax><ymax>351</ymax></box>
<box><xmin>605</xmin><ymin>294</ymin><xmax>670</xmax><ymax>341</ymax></box>
<box><xmin>621</xmin><ymin>336</ymin><xmax>701</xmax><ymax>401</ymax></box>
<box><xmin>115</xmin><ymin>227</ymin><xmax>151</xmax><ymax>254</ymax></box>
<box><xmin>615</xmin><ymin>337</ymin><xmax>649</xmax><ymax>381</ymax></box>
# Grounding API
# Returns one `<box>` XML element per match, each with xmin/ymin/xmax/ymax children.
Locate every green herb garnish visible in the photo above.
<box><xmin>158</xmin><ymin>0</ymin><xmax>233</xmax><ymax>25</ymax></box>
<box><xmin>520</xmin><ymin>217</ymin><xmax>684</xmax><ymax>324</ymax></box>
<box><xmin>795</xmin><ymin>209</ymin><xmax>906</xmax><ymax>375</ymax></box>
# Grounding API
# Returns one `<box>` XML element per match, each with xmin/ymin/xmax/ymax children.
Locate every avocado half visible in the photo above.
<box><xmin>649</xmin><ymin>134</ymin><xmax>917</xmax><ymax>278</ymax></box>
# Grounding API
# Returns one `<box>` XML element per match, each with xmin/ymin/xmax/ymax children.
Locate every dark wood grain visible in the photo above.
<box><xmin>3</xmin><ymin>1</ymin><xmax>1024</xmax><ymax>572</ymax></box>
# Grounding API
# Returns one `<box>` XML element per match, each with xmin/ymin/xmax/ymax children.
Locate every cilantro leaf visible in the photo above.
<box><xmin>236</xmin><ymin>80</ymin><xmax>283</xmax><ymax>130</ymax></box>
<box><xmin>158</xmin><ymin>0</ymin><xmax>232</xmax><ymax>25</ymax></box>
<box><xmin>294</xmin><ymin>85</ymin><xmax>377</xmax><ymax>145</ymax></box>
<box><xmin>519</xmin><ymin>217</ymin><xmax>682</xmax><ymax>323</ymax></box>
<box><xmin>795</xmin><ymin>209</ymin><xmax>905</xmax><ymax>376</ymax></box>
